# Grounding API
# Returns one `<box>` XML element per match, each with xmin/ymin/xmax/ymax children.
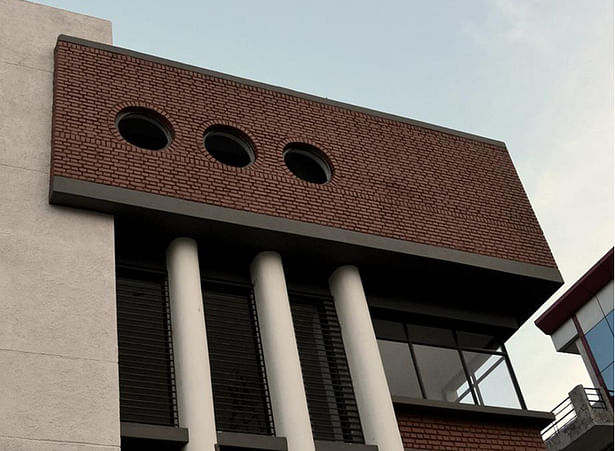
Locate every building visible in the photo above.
<box><xmin>535</xmin><ymin>248</ymin><xmax>614</xmax><ymax>451</ymax></box>
<box><xmin>1</xmin><ymin>1</ymin><xmax>564</xmax><ymax>450</ymax></box>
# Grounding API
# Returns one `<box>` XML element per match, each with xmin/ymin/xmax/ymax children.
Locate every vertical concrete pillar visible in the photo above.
<box><xmin>329</xmin><ymin>265</ymin><xmax>404</xmax><ymax>451</ymax></box>
<box><xmin>167</xmin><ymin>238</ymin><xmax>217</xmax><ymax>451</ymax></box>
<box><xmin>250</xmin><ymin>252</ymin><xmax>315</xmax><ymax>451</ymax></box>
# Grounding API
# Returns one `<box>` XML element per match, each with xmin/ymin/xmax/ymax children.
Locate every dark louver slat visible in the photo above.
<box><xmin>116</xmin><ymin>267</ymin><xmax>177</xmax><ymax>427</ymax></box>
<box><xmin>203</xmin><ymin>279</ymin><xmax>274</xmax><ymax>436</ymax></box>
<box><xmin>290</xmin><ymin>291</ymin><xmax>364</xmax><ymax>444</ymax></box>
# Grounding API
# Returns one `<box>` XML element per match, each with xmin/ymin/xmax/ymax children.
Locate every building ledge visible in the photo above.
<box><xmin>392</xmin><ymin>396</ymin><xmax>555</xmax><ymax>428</ymax></box>
<box><xmin>217</xmin><ymin>431</ymin><xmax>287</xmax><ymax>450</ymax></box>
<box><xmin>120</xmin><ymin>422</ymin><xmax>188</xmax><ymax>450</ymax></box>
<box><xmin>315</xmin><ymin>440</ymin><xmax>378</xmax><ymax>451</ymax></box>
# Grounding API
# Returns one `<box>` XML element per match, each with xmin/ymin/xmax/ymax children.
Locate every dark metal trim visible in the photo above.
<box><xmin>50</xmin><ymin>175</ymin><xmax>563</xmax><ymax>283</ymax></box>
<box><xmin>501</xmin><ymin>343</ymin><xmax>528</xmax><ymax>410</ymax></box>
<box><xmin>392</xmin><ymin>396</ymin><xmax>555</xmax><ymax>427</ymax></box>
<box><xmin>457</xmin><ymin>347</ymin><xmax>480</xmax><ymax>405</ymax></box>
<box><xmin>120</xmin><ymin>422</ymin><xmax>189</xmax><ymax>443</ymax></box>
<box><xmin>216</xmin><ymin>431</ymin><xmax>287</xmax><ymax>450</ymax></box>
<box><xmin>314</xmin><ymin>440</ymin><xmax>378</xmax><ymax>451</ymax></box>
<box><xmin>368</xmin><ymin>296</ymin><xmax>520</xmax><ymax>331</ymax></box>
<box><xmin>572</xmin><ymin>316</ymin><xmax>609</xmax><ymax>393</ymax></box>
<box><xmin>57</xmin><ymin>34</ymin><xmax>507</xmax><ymax>148</ymax></box>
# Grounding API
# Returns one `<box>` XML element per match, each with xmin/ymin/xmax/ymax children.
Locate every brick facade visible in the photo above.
<box><xmin>51</xmin><ymin>38</ymin><xmax>556</xmax><ymax>268</ymax></box>
<box><xmin>397</xmin><ymin>408</ymin><xmax>547</xmax><ymax>451</ymax></box>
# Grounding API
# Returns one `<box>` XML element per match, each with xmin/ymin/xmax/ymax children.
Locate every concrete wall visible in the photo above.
<box><xmin>576</xmin><ymin>280</ymin><xmax>614</xmax><ymax>334</ymax></box>
<box><xmin>550</xmin><ymin>279</ymin><xmax>614</xmax><ymax>354</ymax></box>
<box><xmin>0</xmin><ymin>1</ymin><xmax>119</xmax><ymax>450</ymax></box>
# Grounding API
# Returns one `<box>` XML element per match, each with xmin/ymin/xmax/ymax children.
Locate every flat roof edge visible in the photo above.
<box><xmin>56</xmin><ymin>34</ymin><xmax>507</xmax><ymax>149</ymax></box>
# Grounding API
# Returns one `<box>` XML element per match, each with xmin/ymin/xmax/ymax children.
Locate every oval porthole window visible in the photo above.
<box><xmin>204</xmin><ymin>126</ymin><xmax>255</xmax><ymax>168</ymax></box>
<box><xmin>116</xmin><ymin>108</ymin><xmax>172</xmax><ymax>151</ymax></box>
<box><xmin>283</xmin><ymin>144</ymin><xmax>332</xmax><ymax>184</ymax></box>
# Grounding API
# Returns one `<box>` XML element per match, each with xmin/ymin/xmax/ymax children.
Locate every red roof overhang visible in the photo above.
<box><xmin>535</xmin><ymin>248</ymin><xmax>614</xmax><ymax>335</ymax></box>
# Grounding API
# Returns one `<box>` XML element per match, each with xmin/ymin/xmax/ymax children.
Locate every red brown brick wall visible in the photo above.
<box><xmin>51</xmin><ymin>38</ymin><xmax>557</xmax><ymax>268</ymax></box>
<box><xmin>397</xmin><ymin>409</ymin><xmax>547</xmax><ymax>450</ymax></box>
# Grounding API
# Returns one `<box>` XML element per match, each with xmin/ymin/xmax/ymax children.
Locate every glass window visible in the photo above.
<box><xmin>585</xmin><ymin>317</ymin><xmax>614</xmax><ymax>372</ymax></box>
<box><xmin>407</xmin><ymin>324</ymin><xmax>455</xmax><ymax>347</ymax></box>
<box><xmin>601</xmin><ymin>362</ymin><xmax>613</xmax><ymax>392</ymax></box>
<box><xmin>463</xmin><ymin>351</ymin><xmax>521</xmax><ymax>409</ymax></box>
<box><xmin>377</xmin><ymin>340</ymin><xmax>422</xmax><ymax>398</ymax></box>
<box><xmin>456</xmin><ymin>331</ymin><xmax>501</xmax><ymax>351</ymax></box>
<box><xmin>413</xmin><ymin>344</ymin><xmax>474</xmax><ymax>404</ymax></box>
<box><xmin>373</xmin><ymin>317</ymin><xmax>524</xmax><ymax>409</ymax></box>
<box><xmin>607</xmin><ymin>310</ymin><xmax>614</xmax><ymax>334</ymax></box>
<box><xmin>373</xmin><ymin>319</ymin><xmax>407</xmax><ymax>342</ymax></box>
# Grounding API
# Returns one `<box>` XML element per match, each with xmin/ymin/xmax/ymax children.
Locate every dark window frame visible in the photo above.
<box><xmin>374</xmin><ymin>317</ymin><xmax>527</xmax><ymax>410</ymax></box>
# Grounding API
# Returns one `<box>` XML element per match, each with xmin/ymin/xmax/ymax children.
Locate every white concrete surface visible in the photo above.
<box><xmin>0</xmin><ymin>0</ymin><xmax>111</xmax><ymax>71</ymax></box>
<box><xmin>577</xmin><ymin>297</ymin><xmax>604</xmax><ymax>334</ymax></box>
<box><xmin>0</xmin><ymin>1</ymin><xmax>118</xmax><ymax>449</ymax></box>
<box><xmin>167</xmin><ymin>238</ymin><xmax>217</xmax><ymax>451</ymax></box>
<box><xmin>329</xmin><ymin>265</ymin><xmax>404</xmax><ymax>451</ymax></box>
<box><xmin>0</xmin><ymin>438</ymin><xmax>118</xmax><ymax>451</ymax></box>
<box><xmin>250</xmin><ymin>252</ymin><xmax>315</xmax><ymax>451</ymax></box>
<box><xmin>596</xmin><ymin>280</ymin><xmax>614</xmax><ymax>316</ymax></box>
<box><xmin>552</xmin><ymin>318</ymin><xmax>578</xmax><ymax>353</ymax></box>
<box><xmin>0</xmin><ymin>349</ymin><xmax>119</xmax><ymax>446</ymax></box>
<box><xmin>0</xmin><ymin>167</ymin><xmax>116</xmax><ymax>361</ymax></box>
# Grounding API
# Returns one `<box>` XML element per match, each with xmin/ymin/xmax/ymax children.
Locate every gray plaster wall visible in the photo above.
<box><xmin>0</xmin><ymin>1</ymin><xmax>119</xmax><ymax>449</ymax></box>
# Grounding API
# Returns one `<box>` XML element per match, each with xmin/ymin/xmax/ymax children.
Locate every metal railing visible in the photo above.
<box><xmin>541</xmin><ymin>387</ymin><xmax>608</xmax><ymax>440</ymax></box>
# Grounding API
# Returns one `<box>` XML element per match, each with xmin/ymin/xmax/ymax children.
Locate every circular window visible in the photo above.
<box><xmin>116</xmin><ymin>109</ymin><xmax>172</xmax><ymax>151</ymax></box>
<box><xmin>204</xmin><ymin>126</ymin><xmax>255</xmax><ymax>168</ymax></box>
<box><xmin>283</xmin><ymin>144</ymin><xmax>332</xmax><ymax>184</ymax></box>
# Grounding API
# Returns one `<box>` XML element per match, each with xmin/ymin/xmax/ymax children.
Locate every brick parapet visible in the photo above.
<box><xmin>51</xmin><ymin>39</ymin><xmax>557</xmax><ymax>268</ymax></box>
<box><xmin>397</xmin><ymin>408</ymin><xmax>547</xmax><ymax>450</ymax></box>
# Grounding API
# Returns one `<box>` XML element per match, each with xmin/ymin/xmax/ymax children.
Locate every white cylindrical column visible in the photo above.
<box><xmin>250</xmin><ymin>252</ymin><xmax>315</xmax><ymax>451</ymax></box>
<box><xmin>329</xmin><ymin>265</ymin><xmax>404</xmax><ymax>451</ymax></box>
<box><xmin>167</xmin><ymin>238</ymin><xmax>217</xmax><ymax>451</ymax></box>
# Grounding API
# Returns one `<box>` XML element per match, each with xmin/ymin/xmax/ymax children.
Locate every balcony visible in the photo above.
<box><xmin>542</xmin><ymin>385</ymin><xmax>613</xmax><ymax>451</ymax></box>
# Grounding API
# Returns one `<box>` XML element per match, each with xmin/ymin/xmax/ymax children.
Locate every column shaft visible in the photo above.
<box><xmin>250</xmin><ymin>251</ymin><xmax>315</xmax><ymax>451</ymax></box>
<box><xmin>167</xmin><ymin>238</ymin><xmax>217</xmax><ymax>451</ymax></box>
<box><xmin>329</xmin><ymin>265</ymin><xmax>404</xmax><ymax>451</ymax></box>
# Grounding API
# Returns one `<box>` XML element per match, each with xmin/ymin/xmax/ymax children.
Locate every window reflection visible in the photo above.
<box><xmin>374</xmin><ymin>319</ymin><xmax>524</xmax><ymax>410</ymax></box>
<box><xmin>586</xmin><ymin>317</ymin><xmax>614</xmax><ymax>372</ymax></box>
<box><xmin>377</xmin><ymin>340</ymin><xmax>422</xmax><ymax>398</ymax></box>
<box><xmin>456</xmin><ymin>331</ymin><xmax>500</xmax><ymax>351</ymax></box>
<box><xmin>406</xmin><ymin>324</ymin><xmax>455</xmax><ymax>347</ymax></box>
<box><xmin>606</xmin><ymin>310</ymin><xmax>614</xmax><ymax>333</ymax></box>
<box><xmin>463</xmin><ymin>351</ymin><xmax>520</xmax><ymax>409</ymax></box>
<box><xmin>413</xmin><ymin>345</ymin><xmax>474</xmax><ymax>404</ymax></box>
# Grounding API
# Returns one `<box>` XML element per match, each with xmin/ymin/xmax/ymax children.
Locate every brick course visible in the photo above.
<box><xmin>397</xmin><ymin>408</ymin><xmax>547</xmax><ymax>450</ymax></box>
<box><xmin>51</xmin><ymin>39</ymin><xmax>556</xmax><ymax>268</ymax></box>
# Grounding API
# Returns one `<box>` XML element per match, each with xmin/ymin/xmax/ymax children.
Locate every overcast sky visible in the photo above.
<box><xmin>32</xmin><ymin>0</ymin><xmax>613</xmax><ymax>411</ymax></box>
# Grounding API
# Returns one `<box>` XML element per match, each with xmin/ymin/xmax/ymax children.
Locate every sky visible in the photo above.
<box><xmin>31</xmin><ymin>0</ymin><xmax>613</xmax><ymax>411</ymax></box>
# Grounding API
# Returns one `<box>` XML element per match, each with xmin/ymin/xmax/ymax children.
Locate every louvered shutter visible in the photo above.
<box><xmin>116</xmin><ymin>267</ymin><xmax>178</xmax><ymax>426</ymax></box>
<box><xmin>203</xmin><ymin>279</ymin><xmax>274</xmax><ymax>435</ymax></box>
<box><xmin>290</xmin><ymin>291</ymin><xmax>364</xmax><ymax>443</ymax></box>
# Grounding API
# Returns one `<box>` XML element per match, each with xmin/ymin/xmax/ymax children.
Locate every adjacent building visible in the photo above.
<box><xmin>536</xmin><ymin>248</ymin><xmax>614</xmax><ymax>451</ymax></box>
<box><xmin>2</xmin><ymin>1</ymin><xmax>566</xmax><ymax>450</ymax></box>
